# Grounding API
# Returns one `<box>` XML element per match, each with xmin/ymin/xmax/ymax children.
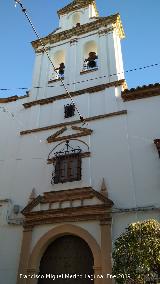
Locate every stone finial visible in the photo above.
<box><xmin>28</xmin><ymin>188</ymin><xmax>37</xmax><ymax>204</ymax></box>
<box><xmin>100</xmin><ymin>178</ymin><xmax>108</xmax><ymax>197</ymax></box>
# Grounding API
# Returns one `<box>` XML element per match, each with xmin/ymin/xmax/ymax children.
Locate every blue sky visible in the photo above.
<box><xmin>0</xmin><ymin>0</ymin><xmax>160</xmax><ymax>98</ymax></box>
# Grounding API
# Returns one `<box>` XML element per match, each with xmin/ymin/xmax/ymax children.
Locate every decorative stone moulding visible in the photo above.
<box><xmin>21</xmin><ymin>187</ymin><xmax>114</xmax><ymax>228</ymax></box>
<box><xmin>31</xmin><ymin>14</ymin><xmax>125</xmax><ymax>50</ymax></box>
<box><xmin>98</xmin><ymin>27</ymin><xmax>114</xmax><ymax>36</ymax></box>
<box><xmin>154</xmin><ymin>139</ymin><xmax>160</xmax><ymax>158</ymax></box>
<box><xmin>28</xmin><ymin>188</ymin><xmax>37</xmax><ymax>204</ymax></box>
<box><xmin>23</xmin><ymin>79</ymin><xmax>126</xmax><ymax>109</ymax></box>
<box><xmin>100</xmin><ymin>178</ymin><xmax>108</xmax><ymax>197</ymax></box>
<box><xmin>20</xmin><ymin>110</ymin><xmax>127</xmax><ymax>136</ymax></box>
<box><xmin>57</xmin><ymin>0</ymin><xmax>99</xmax><ymax>17</ymax></box>
<box><xmin>35</xmin><ymin>46</ymin><xmax>50</xmax><ymax>54</ymax></box>
<box><xmin>46</xmin><ymin>125</ymin><xmax>93</xmax><ymax>143</ymax></box>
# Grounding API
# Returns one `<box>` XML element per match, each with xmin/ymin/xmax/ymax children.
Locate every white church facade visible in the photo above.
<box><xmin>0</xmin><ymin>0</ymin><xmax>160</xmax><ymax>283</ymax></box>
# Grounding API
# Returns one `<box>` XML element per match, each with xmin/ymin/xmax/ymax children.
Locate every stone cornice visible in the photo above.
<box><xmin>122</xmin><ymin>83</ymin><xmax>160</xmax><ymax>101</ymax></box>
<box><xmin>22</xmin><ymin>187</ymin><xmax>109</xmax><ymax>214</ymax></box>
<box><xmin>20</xmin><ymin>110</ymin><xmax>127</xmax><ymax>136</ymax></box>
<box><xmin>43</xmin><ymin>187</ymin><xmax>111</xmax><ymax>205</ymax></box>
<box><xmin>22</xmin><ymin>187</ymin><xmax>113</xmax><ymax>227</ymax></box>
<box><xmin>23</xmin><ymin>205</ymin><xmax>112</xmax><ymax>227</ymax></box>
<box><xmin>47</xmin><ymin>125</ymin><xmax>93</xmax><ymax>143</ymax></box>
<box><xmin>23</xmin><ymin>79</ymin><xmax>126</xmax><ymax>109</ymax></box>
<box><xmin>32</xmin><ymin>14</ymin><xmax>125</xmax><ymax>50</ymax></box>
<box><xmin>57</xmin><ymin>0</ymin><xmax>98</xmax><ymax>17</ymax></box>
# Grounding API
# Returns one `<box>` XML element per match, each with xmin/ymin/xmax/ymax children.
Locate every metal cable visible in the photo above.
<box><xmin>1</xmin><ymin>61</ymin><xmax>160</xmax><ymax>91</ymax></box>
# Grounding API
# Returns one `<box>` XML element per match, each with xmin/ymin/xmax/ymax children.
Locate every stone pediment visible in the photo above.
<box><xmin>47</xmin><ymin>126</ymin><xmax>93</xmax><ymax>143</ymax></box>
<box><xmin>22</xmin><ymin>187</ymin><xmax>113</xmax><ymax>228</ymax></box>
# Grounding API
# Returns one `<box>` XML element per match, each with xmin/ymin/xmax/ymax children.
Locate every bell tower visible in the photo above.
<box><xmin>30</xmin><ymin>0</ymin><xmax>126</xmax><ymax>104</ymax></box>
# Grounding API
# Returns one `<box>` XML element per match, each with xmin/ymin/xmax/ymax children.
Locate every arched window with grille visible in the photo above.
<box><xmin>48</xmin><ymin>140</ymin><xmax>90</xmax><ymax>185</ymax></box>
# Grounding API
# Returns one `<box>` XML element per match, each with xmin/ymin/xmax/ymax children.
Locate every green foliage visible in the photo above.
<box><xmin>112</xmin><ymin>219</ymin><xmax>160</xmax><ymax>284</ymax></box>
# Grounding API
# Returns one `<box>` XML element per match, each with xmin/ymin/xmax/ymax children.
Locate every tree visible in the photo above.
<box><xmin>112</xmin><ymin>219</ymin><xmax>160</xmax><ymax>284</ymax></box>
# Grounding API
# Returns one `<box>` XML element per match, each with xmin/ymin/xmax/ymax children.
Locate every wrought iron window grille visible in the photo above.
<box><xmin>50</xmin><ymin>140</ymin><xmax>82</xmax><ymax>185</ymax></box>
<box><xmin>64</xmin><ymin>103</ymin><xmax>75</xmax><ymax>118</ymax></box>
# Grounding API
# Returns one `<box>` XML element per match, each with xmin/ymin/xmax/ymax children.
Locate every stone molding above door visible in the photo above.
<box><xmin>22</xmin><ymin>187</ymin><xmax>113</xmax><ymax>228</ymax></box>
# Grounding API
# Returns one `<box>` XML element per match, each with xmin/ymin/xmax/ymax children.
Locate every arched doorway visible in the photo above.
<box><xmin>38</xmin><ymin>235</ymin><xmax>94</xmax><ymax>283</ymax></box>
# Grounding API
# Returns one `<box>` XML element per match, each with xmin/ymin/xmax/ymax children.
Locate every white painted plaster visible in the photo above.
<box><xmin>0</xmin><ymin>2</ymin><xmax>160</xmax><ymax>283</ymax></box>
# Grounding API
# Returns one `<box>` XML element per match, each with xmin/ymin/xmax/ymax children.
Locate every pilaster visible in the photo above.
<box><xmin>106</xmin><ymin>26</ymin><xmax>123</xmax><ymax>82</ymax></box>
<box><xmin>98</xmin><ymin>29</ymin><xmax>110</xmax><ymax>81</ymax></box>
<box><xmin>17</xmin><ymin>227</ymin><xmax>33</xmax><ymax>284</ymax></box>
<box><xmin>31</xmin><ymin>52</ymin><xmax>43</xmax><ymax>101</ymax></box>
<box><xmin>100</xmin><ymin>219</ymin><xmax>113</xmax><ymax>284</ymax></box>
<box><xmin>68</xmin><ymin>38</ymin><xmax>79</xmax><ymax>87</ymax></box>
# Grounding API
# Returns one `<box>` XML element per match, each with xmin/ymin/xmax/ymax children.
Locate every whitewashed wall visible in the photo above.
<box><xmin>0</xmin><ymin>4</ymin><xmax>160</xmax><ymax>283</ymax></box>
<box><xmin>0</xmin><ymin>90</ymin><xmax>160</xmax><ymax>283</ymax></box>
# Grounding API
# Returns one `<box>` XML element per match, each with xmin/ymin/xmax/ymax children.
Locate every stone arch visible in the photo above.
<box><xmin>67</xmin><ymin>10</ymin><xmax>84</xmax><ymax>27</ymax></box>
<box><xmin>82</xmin><ymin>40</ymin><xmax>98</xmax><ymax>70</ymax></box>
<box><xmin>27</xmin><ymin>224</ymin><xmax>102</xmax><ymax>283</ymax></box>
<box><xmin>52</xmin><ymin>50</ymin><xmax>65</xmax><ymax>69</ymax></box>
<box><xmin>72</xmin><ymin>12</ymin><xmax>81</xmax><ymax>26</ymax></box>
<box><xmin>49</xmin><ymin>49</ymin><xmax>65</xmax><ymax>80</ymax></box>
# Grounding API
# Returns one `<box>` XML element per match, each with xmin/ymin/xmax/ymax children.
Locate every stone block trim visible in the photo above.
<box><xmin>23</xmin><ymin>79</ymin><xmax>126</xmax><ymax>109</ymax></box>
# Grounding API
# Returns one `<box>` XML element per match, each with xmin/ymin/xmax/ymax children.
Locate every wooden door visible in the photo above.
<box><xmin>38</xmin><ymin>235</ymin><xmax>94</xmax><ymax>283</ymax></box>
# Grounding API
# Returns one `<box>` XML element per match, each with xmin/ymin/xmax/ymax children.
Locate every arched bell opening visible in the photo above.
<box><xmin>72</xmin><ymin>12</ymin><xmax>81</xmax><ymax>27</ymax></box>
<box><xmin>83</xmin><ymin>40</ymin><xmax>98</xmax><ymax>71</ymax></box>
<box><xmin>49</xmin><ymin>50</ymin><xmax>65</xmax><ymax>81</ymax></box>
<box><xmin>38</xmin><ymin>234</ymin><xmax>94</xmax><ymax>283</ymax></box>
